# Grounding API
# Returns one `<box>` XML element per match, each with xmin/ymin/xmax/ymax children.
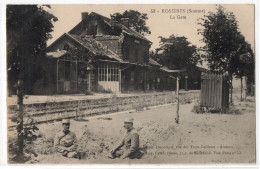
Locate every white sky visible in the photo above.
<box><xmin>47</xmin><ymin>4</ymin><xmax>255</xmax><ymax>51</ymax></box>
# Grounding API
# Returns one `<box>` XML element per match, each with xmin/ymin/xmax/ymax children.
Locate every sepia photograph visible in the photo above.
<box><xmin>4</xmin><ymin>3</ymin><xmax>256</xmax><ymax>165</ymax></box>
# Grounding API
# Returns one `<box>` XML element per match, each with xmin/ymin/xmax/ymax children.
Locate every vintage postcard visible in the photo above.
<box><xmin>4</xmin><ymin>3</ymin><xmax>256</xmax><ymax>165</ymax></box>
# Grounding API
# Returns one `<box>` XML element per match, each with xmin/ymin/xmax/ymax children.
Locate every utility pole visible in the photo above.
<box><xmin>175</xmin><ymin>74</ymin><xmax>180</xmax><ymax>124</ymax></box>
<box><xmin>185</xmin><ymin>73</ymin><xmax>188</xmax><ymax>91</ymax></box>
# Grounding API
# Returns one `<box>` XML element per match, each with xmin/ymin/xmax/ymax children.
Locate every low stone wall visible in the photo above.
<box><xmin>8</xmin><ymin>91</ymin><xmax>199</xmax><ymax>126</ymax></box>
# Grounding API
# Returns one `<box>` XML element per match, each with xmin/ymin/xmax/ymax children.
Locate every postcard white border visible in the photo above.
<box><xmin>0</xmin><ymin>0</ymin><xmax>259</xmax><ymax>169</ymax></box>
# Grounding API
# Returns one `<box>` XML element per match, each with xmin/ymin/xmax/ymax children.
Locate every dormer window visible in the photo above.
<box><xmin>90</xmin><ymin>25</ymin><xmax>98</xmax><ymax>37</ymax></box>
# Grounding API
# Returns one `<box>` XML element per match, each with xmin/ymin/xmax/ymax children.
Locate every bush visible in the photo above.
<box><xmin>192</xmin><ymin>103</ymin><xmax>205</xmax><ymax>114</ymax></box>
<box><xmin>192</xmin><ymin>101</ymin><xmax>221</xmax><ymax>114</ymax></box>
<box><xmin>8</xmin><ymin>117</ymin><xmax>40</xmax><ymax>163</ymax></box>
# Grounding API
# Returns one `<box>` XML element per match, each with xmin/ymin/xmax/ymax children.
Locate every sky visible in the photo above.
<box><xmin>47</xmin><ymin>4</ymin><xmax>255</xmax><ymax>52</ymax></box>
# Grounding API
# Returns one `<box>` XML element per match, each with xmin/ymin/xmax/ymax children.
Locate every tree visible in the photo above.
<box><xmin>111</xmin><ymin>10</ymin><xmax>151</xmax><ymax>35</ymax></box>
<box><xmin>7</xmin><ymin>5</ymin><xmax>57</xmax><ymax>162</ymax></box>
<box><xmin>198</xmin><ymin>5</ymin><xmax>253</xmax><ymax>102</ymax></box>
<box><xmin>153</xmin><ymin>34</ymin><xmax>201</xmax><ymax>90</ymax></box>
<box><xmin>7</xmin><ymin>5</ymin><xmax>58</xmax><ymax>95</ymax></box>
<box><xmin>233</xmin><ymin>40</ymin><xmax>255</xmax><ymax>100</ymax></box>
<box><xmin>155</xmin><ymin>34</ymin><xmax>201</xmax><ymax>70</ymax></box>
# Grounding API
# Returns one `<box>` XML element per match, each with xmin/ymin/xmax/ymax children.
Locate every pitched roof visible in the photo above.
<box><xmin>47</xmin><ymin>12</ymin><xmax>151</xmax><ymax>62</ymax></box>
<box><xmin>160</xmin><ymin>67</ymin><xmax>186</xmax><ymax>73</ymax></box>
<box><xmin>149</xmin><ymin>58</ymin><xmax>162</xmax><ymax>67</ymax></box>
<box><xmin>69</xmin><ymin>12</ymin><xmax>151</xmax><ymax>43</ymax></box>
<box><xmin>47</xmin><ymin>33</ymin><xmax>122</xmax><ymax>61</ymax></box>
<box><xmin>69</xmin><ymin>33</ymin><xmax>123</xmax><ymax>61</ymax></box>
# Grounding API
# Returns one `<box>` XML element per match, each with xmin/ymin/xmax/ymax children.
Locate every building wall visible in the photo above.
<box><xmin>121</xmin><ymin>67</ymin><xmax>145</xmax><ymax>92</ymax></box>
<box><xmin>45</xmin><ymin>14</ymin><xmax>162</xmax><ymax>94</ymax></box>
<box><xmin>69</xmin><ymin>15</ymin><xmax>150</xmax><ymax>65</ymax></box>
<box><xmin>122</xmin><ymin>35</ymin><xmax>149</xmax><ymax>64</ymax></box>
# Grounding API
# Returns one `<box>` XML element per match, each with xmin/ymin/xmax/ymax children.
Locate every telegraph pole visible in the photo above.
<box><xmin>175</xmin><ymin>74</ymin><xmax>180</xmax><ymax>124</ymax></box>
<box><xmin>185</xmin><ymin>73</ymin><xmax>188</xmax><ymax>91</ymax></box>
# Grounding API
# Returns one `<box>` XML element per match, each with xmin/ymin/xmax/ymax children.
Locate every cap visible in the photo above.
<box><xmin>62</xmin><ymin>119</ymin><xmax>70</xmax><ymax>124</ymax></box>
<box><xmin>124</xmin><ymin>117</ymin><xmax>134</xmax><ymax>123</ymax></box>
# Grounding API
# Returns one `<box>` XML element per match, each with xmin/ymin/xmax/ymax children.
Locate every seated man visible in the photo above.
<box><xmin>54</xmin><ymin>119</ymin><xmax>78</xmax><ymax>158</ymax></box>
<box><xmin>109</xmin><ymin>118</ymin><xmax>140</xmax><ymax>159</ymax></box>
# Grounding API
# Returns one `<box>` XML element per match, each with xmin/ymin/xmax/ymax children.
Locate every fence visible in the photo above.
<box><xmin>8</xmin><ymin>91</ymin><xmax>200</xmax><ymax>127</ymax></box>
<box><xmin>200</xmin><ymin>73</ymin><xmax>229</xmax><ymax>112</ymax></box>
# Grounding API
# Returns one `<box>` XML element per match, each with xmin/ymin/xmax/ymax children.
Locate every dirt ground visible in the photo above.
<box><xmin>8</xmin><ymin>94</ymin><xmax>255</xmax><ymax>164</ymax></box>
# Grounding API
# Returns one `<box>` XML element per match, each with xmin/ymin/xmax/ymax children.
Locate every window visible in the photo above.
<box><xmin>98</xmin><ymin>63</ymin><xmax>119</xmax><ymax>81</ymax></box>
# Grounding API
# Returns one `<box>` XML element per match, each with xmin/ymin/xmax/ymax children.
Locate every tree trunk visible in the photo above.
<box><xmin>243</xmin><ymin>76</ymin><xmax>247</xmax><ymax>101</ymax></box>
<box><xmin>144</xmin><ymin>69</ymin><xmax>146</xmax><ymax>93</ymax></box>
<box><xmin>230</xmin><ymin>76</ymin><xmax>233</xmax><ymax>104</ymax></box>
<box><xmin>240</xmin><ymin>77</ymin><xmax>243</xmax><ymax>101</ymax></box>
<box><xmin>17</xmin><ymin>79</ymin><xmax>24</xmax><ymax>161</ymax></box>
<box><xmin>16</xmin><ymin>49</ymin><xmax>24</xmax><ymax>162</ymax></box>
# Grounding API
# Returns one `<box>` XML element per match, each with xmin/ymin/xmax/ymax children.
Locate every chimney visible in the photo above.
<box><xmin>81</xmin><ymin>12</ymin><xmax>89</xmax><ymax>21</ymax></box>
<box><xmin>120</xmin><ymin>18</ymin><xmax>129</xmax><ymax>28</ymax></box>
<box><xmin>110</xmin><ymin>15</ymin><xmax>115</xmax><ymax>20</ymax></box>
<box><xmin>110</xmin><ymin>15</ymin><xmax>116</xmax><ymax>29</ymax></box>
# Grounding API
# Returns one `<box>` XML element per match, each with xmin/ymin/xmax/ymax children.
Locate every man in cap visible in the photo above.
<box><xmin>54</xmin><ymin>119</ymin><xmax>78</xmax><ymax>158</ymax></box>
<box><xmin>109</xmin><ymin>117</ymin><xmax>140</xmax><ymax>159</ymax></box>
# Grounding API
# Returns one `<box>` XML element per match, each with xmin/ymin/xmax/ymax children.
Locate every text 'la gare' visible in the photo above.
<box><xmin>170</xmin><ymin>15</ymin><xmax>187</xmax><ymax>19</ymax></box>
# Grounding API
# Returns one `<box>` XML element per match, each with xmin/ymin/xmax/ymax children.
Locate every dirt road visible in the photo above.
<box><xmin>13</xmin><ymin>98</ymin><xmax>254</xmax><ymax>164</ymax></box>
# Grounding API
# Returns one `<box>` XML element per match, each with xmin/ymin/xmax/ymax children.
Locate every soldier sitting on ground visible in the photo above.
<box><xmin>108</xmin><ymin>118</ymin><xmax>140</xmax><ymax>159</ymax></box>
<box><xmin>54</xmin><ymin>119</ymin><xmax>78</xmax><ymax>158</ymax></box>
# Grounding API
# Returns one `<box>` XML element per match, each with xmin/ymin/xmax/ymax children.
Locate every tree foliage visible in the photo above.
<box><xmin>233</xmin><ymin>41</ymin><xmax>254</xmax><ymax>79</ymax></box>
<box><xmin>155</xmin><ymin>34</ymin><xmax>201</xmax><ymax>70</ymax></box>
<box><xmin>67</xmin><ymin>46</ymin><xmax>95</xmax><ymax>72</ymax></box>
<box><xmin>198</xmin><ymin>5</ymin><xmax>254</xmax><ymax>78</ymax></box>
<box><xmin>7</xmin><ymin>5</ymin><xmax>58</xmax><ymax>94</ymax></box>
<box><xmin>111</xmin><ymin>10</ymin><xmax>151</xmax><ymax>35</ymax></box>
